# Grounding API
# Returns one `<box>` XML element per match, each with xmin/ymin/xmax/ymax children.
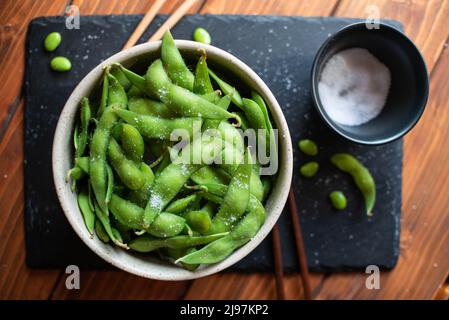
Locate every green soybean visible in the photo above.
<box><xmin>300</xmin><ymin>161</ymin><xmax>319</xmax><ymax>178</ymax></box>
<box><xmin>193</xmin><ymin>27</ymin><xmax>212</xmax><ymax>45</ymax></box>
<box><xmin>329</xmin><ymin>191</ymin><xmax>347</xmax><ymax>210</ymax></box>
<box><xmin>298</xmin><ymin>139</ymin><xmax>318</xmax><ymax>156</ymax></box>
<box><xmin>50</xmin><ymin>56</ymin><xmax>71</xmax><ymax>72</ymax></box>
<box><xmin>44</xmin><ymin>32</ymin><xmax>61</xmax><ymax>52</ymax></box>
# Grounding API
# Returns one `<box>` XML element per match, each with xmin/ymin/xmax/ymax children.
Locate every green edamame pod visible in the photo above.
<box><xmin>261</xmin><ymin>177</ymin><xmax>272</xmax><ymax>201</ymax></box>
<box><xmin>111</xmin><ymin>123</ymin><xmax>123</xmax><ymax>141</ymax></box>
<box><xmin>109</xmin><ymin>194</ymin><xmax>185</xmax><ymax>238</ymax></box>
<box><xmin>145</xmin><ymin>59</ymin><xmax>240</xmax><ymax>123</ymax></box>
<box><xmin>127</xmin><ymin>85</ymin><xmax>144</xmax><ymax>98</ymax></box>
<box><xmin>128</xmin><ymin>97</ymin><xmax>174</xmax><ymax>118</ymax></box>
<box><xmin>190</xmin><ymin>166</ymin><xmax>231</xmax><ymax>186</ymax></box>
<box><xmin>143</xmin><ymin>162</ymin><xmax>201</xmax><ymax>227</ymax></box>
<box><xmin>105</xmin><ymin>163</ymin><xmax>114</xmax><ymax>204</ymax></box>
<box><xmin>108</xmin><ymin>138</ymin><xmax>145</xmax><ymax>190</ymax></box>
<box><xmin>116</xmin><ymin>64</ymin><xmax>152</xmax><ymax>98</ymax></box>
<box><xmin>95</xmin><ymin>218</ymin><xmax>110</xmax><ymax>243</ymax></box>
<box><xmin>177</xmin><ymin>194</ymin><xmax>265</xmax><ymax>264</ymax></box>
<box><xmin>75</xmin><ymin>97</ymin><xmax>91</xmax><ymax>158</ymax></box>
<box><xmin>77</xmin><ymin>189</ymin><xmax>95</xmax><ymax>235</ymax></box>
<box><xmin>107</xmin><ymin>71</ymin><xmax>128</xmax><ymax>105</ymax></box>
<box><xmin>127</xmin><ymin>163</ymin><xmax>155</xmax><ymax>207</ymax></box>
<box><xmin>114</xmin><ymin>108</ymin><xmax>201</xmax><ymax>140</ymax></box>
<box><xmin>165</xmin><ymin>194</ymin><xmax>198</xmax><ymax>214</ymax></box>
<box><xmin>93</xmin><ymin>199</ymin><xmax>127</xmax><ymax>248</ymax></box>
<box><xmin>97</xmin><ymin>69</ymin><xmax>109</xmax><ymax>117</ymax></box>
<box><xmin>129</xmin><ymin>232</ymin><xmax>228</xmax><ymax>253</ymax></box>
<box><xmin>193</xmin><ymin>54</ymin><xmax>214</xmax><ymax>95</ymax></box>
<box><xmin>161</xmin><ymin>30</ymin><xmax>194</xmax><ymax>91</ymax></box>
<box><xmin>331</xmin><ymin>153</ymin><xmax>376</xmax><ymax>216</ymax></box>
<box><xmin>208</xmin><ymin>151</ymin><xmax>252</xmax><ymax>234</ymax></box>
<box><xmin>185</xmin><ymin>210</ymin><xmax>212</xmax><ymax>234</ymax></box>
<box><xmin>121</xmin><ymin>124</ymin><xmax>144</xmax><ymax>163</ymax></box>
<box><xmin>208</xmin><ymin>68</ymin><xmax>243</xmax><ymax>108</ymax></box>
<box><xmin>200</xmin><ymin>90</ymin><xmax>222</xmax><ymax>103</ymax></box>
<box><xmin>166</xmin><ymin>247</ymin><xmax>199</xmax><ymax>271</ymax></box>
<box><xmin>110</xmin><ymin>67</ymin><xmax>131</xmax><ymax>91</ymax></box>
<box><xmin>75</xmin><ymin>157</ymin><xmax>89</xmax><ymax>174</ymax></box>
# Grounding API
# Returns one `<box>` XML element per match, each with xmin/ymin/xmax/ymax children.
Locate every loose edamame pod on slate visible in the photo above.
<box><xmin>44</xmin><ymin>31</ymin><xmax>61</xmax><ymax>52</ymax></box>
<box><xmin>108</xmin><ymin>137</ymin><xmax>145</xmax><ymax>190</ymax></box>
<box><xmin>331</xmin><ymin>153</ymin><xmax>376</xmax><ymax>216</ymax></box>
<box><xmin>298</xmin><ymin>139</ymin><xmax>318</xmax><ymax>156</ymax></box>
<box><xmin>193</xmin><ymin>27</ymin><xmax>212</xmax><ymax>45</ymax></box>
<box><xmin>129</xmin><ymin>232</ymin><xmax>228</xmax><ymax>253</ymax></box>
<box><xmin>121</xmin><ymin>124</ymin><xmax>144</xmax><ymax>163</ymax></box>
<box><xmin>161</xmin><ymin>30</ymin><xmax>195</xmax><ymax>91</ymax></box>
<box><xmin>300</xmin><ymin>161</ymin><xmax>319</xmax><ymax>178</ymax></box>
<box><xmin>208</xmin><ymin>68</ymin><xmax>243</xmax><ymax>108</ymax></box>
<box><xmin>329</xmin><ymin>191</ymin><xmax>347</xmax><ymax>210</ymax></box>
<box><xmin>145</xmin><ymin>59</ymin><xmax>240</xmax><ymax>124</ymax></box>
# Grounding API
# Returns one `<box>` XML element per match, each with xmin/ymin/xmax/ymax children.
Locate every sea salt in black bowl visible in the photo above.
<box><xmin>311</xmin><ymin>22</ymin><xmax>429</xmax><ymax>145</ymax></box>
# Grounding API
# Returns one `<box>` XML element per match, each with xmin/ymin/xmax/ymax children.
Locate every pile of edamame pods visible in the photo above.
<box><xmin>68</xmin><ymin>30</ymin><xmax>276</xmax><ymax>269</ymax></box>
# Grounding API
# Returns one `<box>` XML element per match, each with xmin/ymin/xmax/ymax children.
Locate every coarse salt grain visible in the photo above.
<box><xmin>318</xmin><ymin>48</ymin><xmax>391</xmax><ymax>126</ymax></box>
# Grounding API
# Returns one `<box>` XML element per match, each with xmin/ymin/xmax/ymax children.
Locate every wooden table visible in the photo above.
<box><xmin>1</xmin><ymin>0</ymin><xmax>448</xmax><ymax>300</ymax></box>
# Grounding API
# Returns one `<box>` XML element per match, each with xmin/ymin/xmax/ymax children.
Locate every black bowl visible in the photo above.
<box><xmin>311</xmin><ymin>22</ymin><xmax>429</xmax><ymax>145</ymax></box>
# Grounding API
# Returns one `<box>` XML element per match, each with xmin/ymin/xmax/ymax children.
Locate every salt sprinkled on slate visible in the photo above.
<box><xmin>318</xmin><ymin>48</ymin><xmax>391</xmax><ymax>126</ymax></box>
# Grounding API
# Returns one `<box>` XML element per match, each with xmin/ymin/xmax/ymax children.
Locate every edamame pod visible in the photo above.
<box><xmin>121</xmin><ymin>124</ymin><xmax>145</xmax><ymax>163</ymax></box>
<box><xmin>331</xmin><ymin>153</ymin><xmax>375</xmax><ymax>216</ymax></box>
<box><xmin>108</xmin><ymin>138</ymin><xmax>145</xmax><ymax>190</ymax></box>
<box><xmin>161</xmin><ymin>30</ymin><xmax>194</xmax><ymax>90</ymax></box>
<box><xmin>129</xmin><ymin>232</ymin><xmax>228</xmax><ymax>253</ymax></box>
<box><xmin>77</xmin><ymin>189</ymin><xmax>95</xmax><ymax>235</ymax></box>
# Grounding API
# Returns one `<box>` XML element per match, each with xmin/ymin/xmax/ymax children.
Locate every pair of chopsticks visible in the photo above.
<box><xmin>272</xmin><ymin>186</ymin><xmax>312</xmax><ymax>300</ymax></box>
<box><xmin>122</xmin><ymin>0</ymin><xmax>199</xmax><ymax>50</ymax></box>
<box><xmin>122</xmin><ymin>0</ymin><xmax>312</xmax><ymax>301</ymax></box>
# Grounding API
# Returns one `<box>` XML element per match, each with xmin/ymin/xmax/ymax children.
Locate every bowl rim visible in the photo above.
<box><xmin>311</xmin><ymin>21</ymin><xmax>429</xmax><ymax>145</ymax></box>
<box><xmin>52</xmin><ymin>40</ymin><xmax>293</xmax><ymax>280</ymax></box>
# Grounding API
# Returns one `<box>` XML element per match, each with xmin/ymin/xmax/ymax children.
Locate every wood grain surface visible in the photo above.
<box><xmin>0</xmin><ymin>0</ymin><xmax>448</xmax><ymax>300</ymax></box>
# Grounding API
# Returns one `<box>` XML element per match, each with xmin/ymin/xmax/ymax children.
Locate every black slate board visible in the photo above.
<box><xmin>25</xmin><ymin>14</ymin><xmax>402</xmax><ymax>272</ymax></box>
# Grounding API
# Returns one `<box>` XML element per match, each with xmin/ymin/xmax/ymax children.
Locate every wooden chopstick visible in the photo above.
<box><xmin>288</xmin><ymin>186</ymin><xmax>313</xmax><ymax>300</ymax></box>
<box><xmin>271</xmin><ymin>223</ymin><xmax>285</xmax><ymax>300</ymax></box>
<box><xmin>122</xmin><ymin>0</ymin><xmax>167</xmax><ymax>50</ymax></box>
<box><xmin>148</xmin><ymin>0</ymin><xmax>199</xmax><ymax>42</ymax></box>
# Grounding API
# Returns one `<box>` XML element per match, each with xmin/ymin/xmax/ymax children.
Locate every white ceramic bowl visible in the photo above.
<box><xmin>52</xmin><ymin>40</ymin><xmax>293</xmax><ymax>280</ymax></box>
